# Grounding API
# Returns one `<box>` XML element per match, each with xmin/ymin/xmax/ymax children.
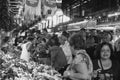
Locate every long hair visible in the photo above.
<box><xmin>95</xmin><ymin>42</ymin><xmax>114</xmax><ymax>60</ymax></box>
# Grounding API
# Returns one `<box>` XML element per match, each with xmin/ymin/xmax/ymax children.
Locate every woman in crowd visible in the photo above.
<box><xmin>47</xmin><ymin>35</ymin><xmax>67</xmax><ymax>72</ymax></box>
<box><xmin>92</xmin><ymin>42</ymin><xmax>120</xmax><ymax>80</ymax></box>
<box><xmin>63</xmin><ymin>33</ymin><xmax>93</xmax><ymax>80</ymax></box>
<box><xmin>59</xmin><ymin>31</ymin><xmax>73</xmax><ymax>65</ymax></box>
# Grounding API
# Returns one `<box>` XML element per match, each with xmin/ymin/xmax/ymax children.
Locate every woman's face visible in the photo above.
<box><xmin>100</xmin><ymin>45</ymin><xmax>111</xmax><ymax>60</ymax></box>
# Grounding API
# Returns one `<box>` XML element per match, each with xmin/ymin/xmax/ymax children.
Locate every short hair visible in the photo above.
<box><xmin>69</xmin><ymin>34</ymin><xmax>85</xmax><ymax>50</ymax></box>
<box><xmin>95</xmin><ymin>42</ymin><xmax>114</xmax><ymax>59</ymax></box>
<box><xmin>47</xmin><ymin>35</ymin><xmax>60</xmax><ymax>47</ymax></box>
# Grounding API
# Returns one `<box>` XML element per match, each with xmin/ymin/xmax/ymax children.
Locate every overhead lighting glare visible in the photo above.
<box><xmin>84</xmin><ymin>1</ymin><xmax>87</xmax><ymax>3</ymax></box>
<box><xmin>108</xmin><ymin>12</ymin><xmax>120</xmax><ymax>17</ymax></box>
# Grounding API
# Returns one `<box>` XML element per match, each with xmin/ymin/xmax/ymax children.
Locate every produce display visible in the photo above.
<box><xmin>0</xmin><ymin>53</ymin><xmax>62</xmax><ymax>80</ymax></box>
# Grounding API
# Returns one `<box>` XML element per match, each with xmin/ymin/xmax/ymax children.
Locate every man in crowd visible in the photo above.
<box><xmin>59</xmin><ymin>31</ymin><xmax>73</xmax><ymax>65</ymax></box>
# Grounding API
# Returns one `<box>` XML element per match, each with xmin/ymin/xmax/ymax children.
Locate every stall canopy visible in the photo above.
<box><xmin>67</xmin><ymin>20</ymin><xmax>97</xmax><ymax>31</ymax></box>
<box><xmin>52</xmin><ymin>19</ymin><xmax>97</xmax><ymax>32</ymax></box>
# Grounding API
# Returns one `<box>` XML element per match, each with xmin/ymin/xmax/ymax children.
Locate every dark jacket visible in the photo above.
<box><xmin>50</xmin><ymin>46</ymin><xmax>67</xmax><ymax>70</ymax></box>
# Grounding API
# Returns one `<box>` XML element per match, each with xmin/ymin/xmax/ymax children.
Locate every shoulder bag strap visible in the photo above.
<box><xmin>99</xmin><ymin>59</ymin><xmax>107</xmax><ymax>80</ymax></box>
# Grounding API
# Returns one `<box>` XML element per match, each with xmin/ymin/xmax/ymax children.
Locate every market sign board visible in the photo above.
<box><xmin>44</xmin><ymin>0</ymin><xmax>57</xmax><ymax>8</ymax></box>
<box><xmin>26</xmin><ymin>0</ymin><xmax>39</xmax><ymax>7</ymax></box>
<box><xmin>56</xmin><ymin>0</ymin><xmax>62</xmax><ymax>3</ymax></box>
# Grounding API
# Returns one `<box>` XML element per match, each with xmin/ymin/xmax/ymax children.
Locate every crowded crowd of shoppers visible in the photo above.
<box><xmin>0</xmin><ymin>28</ymin><xmax>120</xmax><ymax>80</ymax></box>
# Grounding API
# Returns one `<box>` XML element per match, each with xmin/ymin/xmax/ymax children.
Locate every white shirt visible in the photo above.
<box><xmin>60</xmin><ymin>41</ymin><xmax>72</xmax><ymax>64</ymax></box>
<box><xmin>20</xmin><ymin>42</ymin><xmax>31</xmax><ymax>62</ymax></box>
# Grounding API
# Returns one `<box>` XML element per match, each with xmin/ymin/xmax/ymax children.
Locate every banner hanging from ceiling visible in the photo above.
<box><xmin>26</xmin><ymin>0</ymin><xmax>39</xmax><ymax>7</ymax></box>
<box><xmin>56</xmin><ymin>0</ymin><xmax>62</xmax><ymax>3</ymax></box>
<box><xmin>42</xmin><ymin>0</ymin><xmax>57</xmax><ymax>17</ymax></box>
<box><xmin>24</xmin><ymin>0</ymin><xmax>41</xmax><ymax>21</ymax></box>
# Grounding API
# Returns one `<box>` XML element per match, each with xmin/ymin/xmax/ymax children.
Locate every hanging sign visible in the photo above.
<box><xmin>26</xmin><ymin>0</ymin><xmax>39</xmax><ymax>7</ymax></box>
<box><xmin>44</xmin><ymin>0</ymin><xmax>57</xmax><ymax>8</ymax></box>
<box><xmin>24</xmin><ymin>0</ymin><xmax>41</xmax><ymax>22</ymax></box>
